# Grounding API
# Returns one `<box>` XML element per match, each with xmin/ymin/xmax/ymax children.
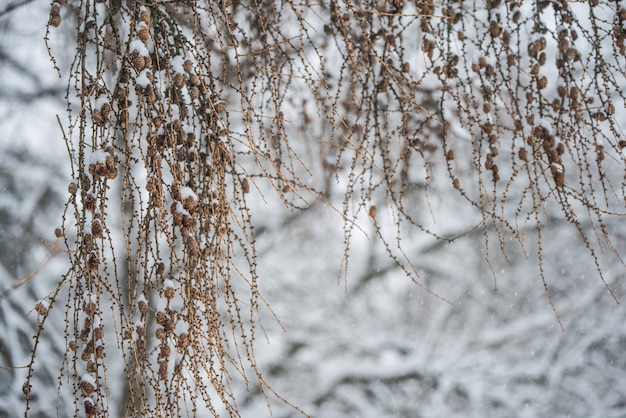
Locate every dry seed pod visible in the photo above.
<box><xmin>368</xmin><ymin>205</ymin><xmax>377</xmax><ymax>218</ymax></box>
<box><xmin>452</xmin><ymin>177</ymin><xmax>461</xmax><ymax>189</ymax></box>
<box><xmin>446</xmin><ymin>149</ymin><xmax>455</xmax><ymax>161</ymax></box>
<box><xmin>242</xmin><ymin>178</ymin><xmax>250</xmax><ymax>194</ymax></box>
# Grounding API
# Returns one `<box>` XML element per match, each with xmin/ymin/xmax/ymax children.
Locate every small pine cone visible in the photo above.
<box><xmin>189</xmin><ymin>86</ymin><xmax>200</xmax><ymax>100</ymax></box>
<box><xmin>133</xmin><ymin>55</ymin><xmax>146</xmax><ymax>72</ymax></box>
<box><xmin>105</xmin><ymin>167</ymin><xmax>118</xmax><ymax>180</ymax></box>
<box><xmin>173</xmin><ymin>73</ymin><xmax>185</xmax><ymax>88</ymax></box>
<box><xmin>138</xmin><ymin>27</ymin><xmax>150</xmax><ymax>42</ymax></box>
<box><xmin>518</xmin><ymin>147</ymin><xmax>528</xmax><ymax>161</ymax></box>
<box><xmin>92</xmin><ymin>110</ymin><xmax>105</xmax><ymax>125</ymax></box>
<box><xmin>80</xmin><ymin>378</ymin><xmax>96</xmax><ymax>395</ymax></box>
<box><xmin>156</xmin><ymin>262</ymin><xmax>165</xmax><ymax>275</ymax></box>
<box><xmin>100</xmin><ymin>103</ymin><xmax>111</xmax><ymax>119</ymax></box>
<box><xmin>177</xmin><ymin>333</ymin><xmax>190</xmax><ymax>350</ymax></box>
<box><xmin>507</xmin><ymin>54</ymin><xmax>516</xmax><ymax>67</ymax></box>
<box><xmin>35</xmin><ymin>302</ymin><xmax>49</xmax><ymax>316</ymax></box>
<box><xmin>86</xmin><ymin>360</ymin><xmax>97</xmax><ymax>373</ymax></box>
<box><xmin>135</xmin><ymin>325</ymin><xmax>146</xmax><ymax>338</ymax></box>
<box><xmin>95</xmin><ymin>344</ymin><xmax>105</xmax><ymax>359</ymax></box>
<box><xmin>158</xmin><ymin>360</ymin><xmax>168</xmax><ymax>381</ymax></box>
<box><xmin>22</xmin><ymin>382</ymin><xmax>31</xmax><ymax>398</ymax></box>
<box><xmin>123</xmin><ymin>329</ymin><xmax>133</xmax><ymax>340</ymax></box>
<box><xmin>183</xmin><ymin>59</ymin><xmax>193</xmax><ymax>73</ymax></box>
<box><xmin>159</xmin><ymin>344</ymin><xmax>171</xmax><ymax>359</ymax></box>
<box><xmin>156</xmin><ymin>311</ymin><xmax>168</xmax><ymax>326</ymax></box>
<box><xmin>184</xmin><ymin>235</ymin><xmax>200</xmax><ymax>257</ymax></box>
<box><xmin>49</xmin><ymin>7</ymin><xmax>61</xmax><ymax>27</ymax></box>
<box><xmin>91</xmin><ymin>220</ymin><xmax>103</xmax><ymax>238</ymax></box>
<box><xmin>83</xmin><ymin>301</ymin><xmax>97</xmax><ymax>316</ymax></box>
<box><xmin>93</xmin><ymin>327</ymin><xmax>104</xmax><ymax>341</ymax></box>
<box><xmin>555</xmin><ymin>171</ymin><xmax>565</xmax><ymax>187</ymax></box>
<box><xmin>189</xmin><ymin>74</ymin><xmax>200</xmax><ymax>85</ymax></box>
<box><xmin>139</xmin><ymin>9</ymin><xmax>150</xmax><ymax>24</ymax></box>
<box><xmin>138</xmin><ymin>299</ymin><xmax>149</xmax><ymax>315</ymax></box>
<box><xmin>81</xmin><ymin>345</ymin><xmax>94</xmax><ymax>362</ymax></box>
<box><xmin>84</xmin><ymin>398</ymin><xmax>96</xmax><ymax>415</ymax></box>
<box><xmin>163</xmin><ymin>317</ymin><xmax>174</xmax><ymax>332</ymax></box>
<box><xmin>155</xmin><ymin>328</ymin><xmax>167</xmax><ymax>340</ymax></box>
<box><xmin>84</xmin><ymin>194</ymin><xmax>96</xmax><ymax>212</ymax></box>
<box><xmin>538</xmin><ymin>76</ymin><xmax>548</xmax><ymax>89</ymax></box>
<box><xmin>82</xmin><ymin>233</ymin><xmax>94</xmax><ymax>251</ymax></box>
<box><xmin>87</xmin><ymin>252</ymin><xmax>99</xmax><ymax>271</ymax></box>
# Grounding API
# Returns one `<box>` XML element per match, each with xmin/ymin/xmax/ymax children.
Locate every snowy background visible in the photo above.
<box><xmin>1</xmin><ymin>1</ymin><xmax>626</xmax><ymax>417</ymax></box>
